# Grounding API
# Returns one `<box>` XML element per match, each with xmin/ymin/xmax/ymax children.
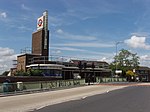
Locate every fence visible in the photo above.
<box><xmin>96</xmin><ymin>77</ymin><xmax>127</xmax><ymax>83</ymax></box>
<box><xmin>0</xmin><ymin>79</ymin><xmax>85</xmax><ymax>94</ymax></box>
<box><xmin>0</xmin><ymin>78</ymin><xmax>127</xmax><ymax>95</ymax></box>
<box><xmin>0</xmin><ymin>83</ymin><xmax>2</xmax><ymax>93</ymax></box>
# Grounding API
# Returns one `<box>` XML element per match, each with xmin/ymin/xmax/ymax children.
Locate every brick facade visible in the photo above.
<box><xmin>32</xmin><ymin>29</ymin><xmax>49</xmax><ymax>57</ymax></box>
<box><xmin>17</xmin><ymin>54</ymin><xmax>41</xmax><ymax>71</ymax></box>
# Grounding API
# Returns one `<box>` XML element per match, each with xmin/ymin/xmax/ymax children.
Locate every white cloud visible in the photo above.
<box><xmin>0</xmin><ymin>47</ymin><xmax>14</xmax><ymax>56</ymax></box>
<box><xmin>56</xmin><ymin>29</ymin><xmax>64</xmax><ymax>34</ymax></box>
<box><xmin>54</xmin><ymin>42</ymin><xmax>114</xmax><ymax>48</ymax></box>
<box><xmin>17</xmin><ymin>25</ymin><xmax>32</xmax><ymax>32</ymax></box>
<box><xmin>51</xmin><ymin>50</ymin><xmax>62</xmax><ymax>55</ymax></box>
<box><xmin>98</xmin><ymin>57</ymin><xmax>114</xmax><ymax>64</ymax></box>
<box><xmin>0</xmin><ymin>12</ymin><xmax>7</xmax><ymax>18</ymax></box>
<box><xmin>63</xmin><ymin>0</ymin><xmax>121</xmax><ymax>16</ymax></box>
<box><xmin>51</xmin><ymin>46</ymin><xmax>113</xmax><ymax>61</ymax></box>
<box><xmin>140</xmin><ymin>55</ymin><xmax>150</xmax><ymax>61</ymax></box>
<box><xmin>124</xmin><ymin>35</ymin><xmax>150</xmax><ymax>49</ymax></box>
<box><xmin>0</xmin><ymin>47</ymin><xmax>17</xmax><ymax>74</ymax></box>
<box><xmin>56</xmin><ymin>29</ymin><xmax>97</xmax><ymax>41</ymax></box>
<box><xmin>49</xmin><ymin>16</ymin><xmax>63</xmax><ymax>27</ymax></box>
<box><xmin>51</xmin><ymin>47</ymin><xmax>86</xmax><ymax>52</ymax></box>
<box><xmin>131</xmin><ymin>32</ymin><xmax>150</xmax><ymax>37</ymax></box>
<box><xmin>139</xmin><ymin>55</ymin><xmax>150</xmax><ymax>67</ymax></box>
<box><xmin>21</xmin><ymin>4</ymin><xmax>31</xmax><ymax>11</ymax></box>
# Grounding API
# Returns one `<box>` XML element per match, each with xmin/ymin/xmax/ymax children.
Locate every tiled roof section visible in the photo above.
<box><xmin>137</xmin><ymin>66</ymin><xmax>150</xmax><ymax>70</ymax></box>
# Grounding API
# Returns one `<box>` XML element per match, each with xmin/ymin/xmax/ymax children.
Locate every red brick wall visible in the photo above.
<box><xmin>32</xmin><ymin>30</ymin><xmax>43</xmax><ymax>55</ymax></box>
<box><xmin>32</xmin><ymin>29</ymin><xmax>49</xmax><ymax>58</ymax></box>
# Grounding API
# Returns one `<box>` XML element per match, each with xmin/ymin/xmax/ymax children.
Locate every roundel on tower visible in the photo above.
<box><xmin>37</xmin><ymin>16</ymin><xmax>44</xmax><ymax>30</ymax></box>
<box><xmin>38</xmin><ymin>19</ymin><xmax>43</xmax><ymax>27</ymax></box>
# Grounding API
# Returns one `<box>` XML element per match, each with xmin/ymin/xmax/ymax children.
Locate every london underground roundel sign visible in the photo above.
<box><xmin>38</xmin><ymin>19</ymin><xmax>43</xmax><ymax>27</ymax></box>
<box><xmin>37</xmin><ymin>16</ymin><xmax>44</xmax><ymax>30</ymax></box>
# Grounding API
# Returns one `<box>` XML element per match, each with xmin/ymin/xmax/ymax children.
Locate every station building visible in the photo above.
<box><xmin>13</xmin><ymin>11</ymin><xmax>112</xmax><ymax>79</ymax></box>
<box><xmin>133</xmin><ymin>66</ymin><xmax>150</xmax><ymax>82</ymax></box>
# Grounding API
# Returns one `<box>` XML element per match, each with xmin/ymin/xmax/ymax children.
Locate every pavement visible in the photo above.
<box><xmin>0</xmin><ymin>82</ymin><xmax>149</xmax><ymax>112</ymax></box>
<box><xmin>35</xmin><ymin>84</ymin><xmax>150</xmax><ymax>112</ymax></box>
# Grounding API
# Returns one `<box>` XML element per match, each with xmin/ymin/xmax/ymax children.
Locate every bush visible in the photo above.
<box><xmin>126</xmin><ymin>70</ymin><xmax>137</xmax><ymax>81</ymax></box>
<box><xmin>29</xmin><ymin>69</ymin><xmax>43</xmax><ymax>76</ymax></box>
<box><xmin>126</xmin><ymin>70</ymin><xmax>137</xmax><ymax>77</ymax></box>
<box><xmin>15</xmin><ymin>70</ymin><xmax>29</xmax><ymax>76</ymax></box>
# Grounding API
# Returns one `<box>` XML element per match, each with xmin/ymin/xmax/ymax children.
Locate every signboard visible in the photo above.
<box><xmin>36</xmin><ymin>11</ymin><xmax>48</xmax><ymax>49</ymax></box>
<box><xmin>115</xmin><ymin>70</ymin><xmax>122</xmax><ymax>74</ymax></box>
<box><xmin>37</xmin><ymin>16</ymin><xmax>44</xmax><ymax>30</ymax></box>
<box><xmin>133</xmin><ymin>69</ymin><xmax>135</xmax><ymax>73</ymax></box>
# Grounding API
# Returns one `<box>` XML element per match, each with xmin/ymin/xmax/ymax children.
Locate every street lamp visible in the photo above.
<box><xmin>115</xmin><ymin>41</ymin><xmax>123</xmax><ymax>75</ymax></box>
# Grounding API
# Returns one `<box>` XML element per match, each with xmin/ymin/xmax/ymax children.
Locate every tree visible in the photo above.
<box><xmin>15</xmin><ymin>69</ymin><xmax>43</xmax><ymax>76</ymax></box>
<box><xmin>126</xmin><ymin>70</ymin><xmax>137</xmax><ymax>77</ymax></box>
<box><xmin>15</xmin><ymin>70</ymin><xmax>29</xmax><ymax>76</ymax></box>
<box><xmin>131</xmin><ymin>53</ymin><xmax>140</xmax><ymax>68</ymax></box>
<box><xmin>126</xmin><ymin>70</ymin><xmax>137</xmax><ymax>81</ymax></box>
<box><xmin>28</xmin><ymin>69</ymin><xmax>43</xmax><ymax>76</ymax></box>
<box><xmin>110</xmin><ymin>49</ymin><xmax>140</xmax><ymax>76</ymax></box>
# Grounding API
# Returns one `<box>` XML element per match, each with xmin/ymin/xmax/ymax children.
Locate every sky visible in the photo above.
<box><xmin>1</xmin><ymin>0</ymin><xmax>150</xmax><ymax>74</ymax></box>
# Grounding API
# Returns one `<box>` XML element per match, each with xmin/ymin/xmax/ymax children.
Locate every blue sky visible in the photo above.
<box><xmin>1</xmin><ymin>0</ymin><xmax>150</xmax><ymax>73</ymax></box>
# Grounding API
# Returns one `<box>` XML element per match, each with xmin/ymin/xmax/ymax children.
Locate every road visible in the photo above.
<box><xmin>0</xmin><ymin>84</ymin><xmax>127</xmax><ymax>112</ymax></box>
<box><xmin>34</xmin><ymin>85</ymin><xmax>150</xmax><ymax>112</ymax></box>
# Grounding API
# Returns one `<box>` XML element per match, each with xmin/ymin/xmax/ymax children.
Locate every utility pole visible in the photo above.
<box><xmin>115</xmin><ymin>41</ymin><xmax>123</xmax><ymax>76</ymax></box>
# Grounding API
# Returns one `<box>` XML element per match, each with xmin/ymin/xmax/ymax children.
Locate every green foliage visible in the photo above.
<box><xmin>15</xmin><ymin>70</ymin><xmax>30</xmax><ymax>76</ymax></box>
<box><xmin>15</xmin><ymin>69</ymin><xmax>43</xmax><ymax>76</ymax></box>
<box><xmin>28</xmin><ymin>69</ymin><xmax>43</xmax><ymax>76</ymax></box>
<box><xmin>116</xmin><ymin>49</ymin><xmax>140</xmax><ymax>67</ymax></box>
<box><xmin>110</xmin><ymin>49</ymin><xmax>140</xmax><ymax>72</ymax></box>
<box><xmin>126</xmin><ymin>70</ymin><xmax>137</xmax><ymax>77</ymax></box>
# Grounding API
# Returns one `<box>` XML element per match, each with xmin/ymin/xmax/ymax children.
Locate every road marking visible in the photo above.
<box><xmin>81</xmin><ymin>96</ymin><xmax>87</xmax><ymax>99</ymax></box>
<box><xmin>97</xmin><ymin>83</ymin><xmax>150</xmax><ymax>87</ymax></box>
<box><xmin>106</xmin><ymin>90</ymin><xmax>109</xmax><ymax>93</ymax></box>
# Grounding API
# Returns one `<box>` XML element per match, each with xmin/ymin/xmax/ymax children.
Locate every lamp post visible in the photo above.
<box><xmin>115</xmin><ymin>41</ymin><xmax>123</xmax><ymax>76</ymax></box>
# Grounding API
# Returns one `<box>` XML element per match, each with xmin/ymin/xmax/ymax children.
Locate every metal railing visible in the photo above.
<box><xmin>0</xmin><ymin>78</ymin><xmax>127</xmax><ymax>95</ymax></box>
<box><xmin>96</xmin><ymin>77</ymin><xmax>127</xmax><ymax>83</ymax></box>
<box><xmin>0</xmin><ymin>79</ymin><xmax>85</xmax><ymax>94</ymax></box>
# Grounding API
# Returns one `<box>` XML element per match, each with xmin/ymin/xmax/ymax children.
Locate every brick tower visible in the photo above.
<box><xmin>32</xmin><ymin>11</ymin><xmax>49</xmax><ymax>58</ymax></box>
